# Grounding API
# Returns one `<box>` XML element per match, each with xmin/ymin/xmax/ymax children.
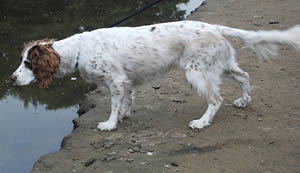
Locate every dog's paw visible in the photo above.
<box><xmin>97</xmin><ymin>121</ymin><xmax>117</xmax><ymax>131</ymax></box>
<box><xmin>189</xmin><ymin>119</ymin><xmax>210</xmax><ymax>129</ymax></box>
<box><xmin>121</xmin><ymin>110</ymin><xmax>131</xmax><ymax>119</ymax></box>
<box><xmin>233</xmin><ymin>96</ymin><xmax>251</xmax><ymax>108</ymax></box>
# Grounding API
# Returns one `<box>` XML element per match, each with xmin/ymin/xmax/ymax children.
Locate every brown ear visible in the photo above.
<box><xmin>28</xmin><ymin>44</ymin><xmax>60</xmax><ymax>88</ymax></box>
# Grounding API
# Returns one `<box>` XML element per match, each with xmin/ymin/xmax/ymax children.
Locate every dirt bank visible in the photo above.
<box><xmin>32</xmin><ymin>0</ymin><xmax>300</xmax><ymax>172</ymax></box>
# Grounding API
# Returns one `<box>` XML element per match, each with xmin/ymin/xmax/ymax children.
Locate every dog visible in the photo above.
<box><xmin>11</xmin><ymin>21</ymin><xmax>300</xmax><ymax>131</ymax></box>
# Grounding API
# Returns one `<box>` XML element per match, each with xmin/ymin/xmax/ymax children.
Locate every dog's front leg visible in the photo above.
<box><xmin>97</xmin><ymin>79</ymin><xmax>128</xmax><ymax>131</ymax></box>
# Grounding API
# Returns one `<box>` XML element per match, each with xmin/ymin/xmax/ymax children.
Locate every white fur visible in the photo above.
<box><xmin>12</xmin><ymin>21</ymin><xmax>300</xmax><ymax>131</ymax></box>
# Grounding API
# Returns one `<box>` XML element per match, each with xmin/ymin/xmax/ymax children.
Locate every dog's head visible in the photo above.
<box><xmin>11</xmin><ymin>39</ymin><xmax>61</xmax><ymax>88</ymax></box>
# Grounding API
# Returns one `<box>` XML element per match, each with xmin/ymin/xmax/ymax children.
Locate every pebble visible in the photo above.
<box><xmin>152</xmin><ymin>83</ymin><xmax>161</xmax><ymax>90</ymax></box>
<box><xmin>128</xmin><ymin>148</ymin><xmax>134</xmax><ymax>153</ymax></box>
<box><xmin>188</xmin><ymin>131</ymin><xmax>195</xmax><ymax>137</ymax></box>
<box><xmin>78</xmin><ymin>26</ymin><xmax>85</xmax><ymax>32</ymax></box>
<box><xmin>269</xmin><ymin>20</ymin><xmax>280</xmax><ymax>24</ymax></box>
<box><xmin>164</xmin><ymin>164</ymin><xmax>171</xmax><ymax>169</ymax></box>
<box><xmin>128</xmin><ymin>146</ymin><xmax>140</xmax><ymax>153</ymax></box>
<box><xmin>171</xmin><ymin>98</ymin><xmax>185</xmax><ymax>103</ymax></box>
<box><xmin>126</xmin><ymin>158</ymin><xmax>134</xmax><ymax>163</ymax></box>
<box><xmin>253</xmin><ymin>15</ymin><xmax>263</xmax><ymax>19</ymax></box>
<box><xmin>253</xmin><ymin>22</ymin><xmax>263</xmax><ymax>26</ymax></box>
<box><xmin>269</xmin><ymin>141</ymin><xmax>275</xmax><ymax>145</ymax></box>
<box><xmin>233</xmin><ymin>113</ymin><xmax>242</xmax><ymax>116</ymax></box>
<box><xmin>146</xmin><ymin>152</ymin><xmax>153</xmax><ymax>156</ymax></box>
<box><xmin>92</xmin><ymin>140</ymin><xmax>115</xmax><ymax>150</ymax></box>
<box><xmin>170</xmin><ymin>162</ymin><xmax>179</xmax><ymax>167</ymax></box>
<box><xmin>233</xmin><ymin>113</ymin><xmax>248</xmax><ymax>119</ymax></box>
<box><xmin>85</xmin><ymin>157</ymin><xmax>96</xmax><ymax>167</ymax></box>
<box><xmin>102</xmin><ymin>152</ymin><xmax>116</xmax><ymax>162</ymax></box>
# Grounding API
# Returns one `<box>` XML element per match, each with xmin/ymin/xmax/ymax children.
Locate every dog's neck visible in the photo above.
<box><xmin>52</xmin><ymin>34</ymin><xmax>82</xmax><ymax>77</ymax></box>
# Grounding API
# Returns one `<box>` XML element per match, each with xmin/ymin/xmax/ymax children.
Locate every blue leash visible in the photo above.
<box><xmin>108</xmin><ymin>0</ymin><xmax>163</xmax><ymax>27</ymax></box>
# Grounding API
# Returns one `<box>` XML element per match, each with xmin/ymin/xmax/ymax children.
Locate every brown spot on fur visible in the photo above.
<box><xmin>150</xmin><ymin>27</ymin><xmax>156</xmax><ymax>31</ymax></box>
<box><xmin>27</xmin><ymin>40</ymin><xmax>60</xmax><ymax>88</ymax></box>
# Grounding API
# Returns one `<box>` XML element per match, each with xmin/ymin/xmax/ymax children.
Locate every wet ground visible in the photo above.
<box><xmin>0</xmin><ymin>0</ymin><xmax>203</xmax><ymax>172</ymax></box>
<box><xmin>31</xmin><ymin>0</ymin><xmax>300</xmax><ymax>172</ymax></box>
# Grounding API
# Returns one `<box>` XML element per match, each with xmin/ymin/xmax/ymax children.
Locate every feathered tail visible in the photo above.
<box><xmin>214</xmin><ymin>24</ymin><xmax>300</xmax><ymax>60</ymax></box>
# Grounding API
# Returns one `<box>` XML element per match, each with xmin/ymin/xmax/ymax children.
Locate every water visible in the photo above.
<box><xmin>0</xmin><ymin>96</ymin><xmax>78</xmax><ymax>173</ymax></box>
<box><xmin>0</xmin><ymin>0</ymin><xmax>203</xmax><ymax>172</ymax></box>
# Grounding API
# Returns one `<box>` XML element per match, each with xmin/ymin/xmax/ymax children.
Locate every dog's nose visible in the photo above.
<box><xmin>11</xmin><ymin>74</ymin><xmax>17</xmax><ymax>81</ymax></box>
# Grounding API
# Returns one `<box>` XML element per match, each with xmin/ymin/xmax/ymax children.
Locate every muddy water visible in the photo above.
<box><xmin>0</xmin><ymin>0</ymin><xmax>203</xmax><ymax>172</ymax></box>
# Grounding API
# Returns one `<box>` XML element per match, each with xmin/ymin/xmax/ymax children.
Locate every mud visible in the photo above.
<box><xmin>32</xmin><ymin>0</ymin><xmax>300</xmax><ymax>172</ymax></box>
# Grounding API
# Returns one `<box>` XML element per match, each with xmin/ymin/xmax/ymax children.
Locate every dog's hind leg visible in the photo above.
<box><xmin>225</xmin><ymin>65</ymin><xmax>251</xmax><ymax>108</ymax></box>
<box><xmin>119</xmin><ymin>89</ymin><xmax>134</xmax><ymax>120</ymax></box>
<box><xmin>185</xmin><ymin>70</ymin><xmax>223</xmax><ymax>129</ymax></box>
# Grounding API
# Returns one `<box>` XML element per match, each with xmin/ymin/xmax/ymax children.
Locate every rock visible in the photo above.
<box><xmin>233</xmin><ymin>113</ymin><xmax>248</xmax><ymax>119</ymax></box>
<box><xmin>164</xmin><ymin>164</ymin><xmax>171</xmax><ymax>169</ymax></box>
<box><xmin>152</xmin><ymin>83</ymin><xmax>161</xmax><ymax>90</ymax></box>
<box><xmin>242</xmin><ymin>114</ymin><xmax>248</xmax><ymax>119</ymax></box>
<box><xmin>253</xmin><ymin>22</ymin><xmax>263</xmax><ymax>26</ymax></box>
<box><xmin>126</xmin><ymin>158</ymin><xmax>134</xmax><ymax>163</ymax></box>
<box><xmin>269</xmin><ymin>20</ymin><xmax>280</xmax><ymax>24</ymax></box>
<box><xmin>92</xmin><ymin>140</ymin><xmax>116</xmax><ymax>150</ymax></box>
<box><xmin>77</xmin><ymin>94</ymin><xmax>97</xmax><ymax>115</ymax></box>
<box><xmin>268</xmin><ymin>141</ymin><xmax>275</xmax><ymax>145</ymax></box>
<box><xmin>233</xmin><ymin>113</ymin><xmax>242</xmax><ymax>116</ymax></box>
<box><xmin>143</xmin><ymin>145</ymin><xmax>154</xmax><ymax>152</ymax></box>
<box><xmin>102</xmin><ymin>152</ymin><xmax>117</xmax><ymax>162</ymax></box>
<box><xmin>171</xmin><ymin>162</ymin><xmax>179</xmax><ymax>167</ymax></box>
<box><xmin>171</xmin><ymin>97</ymin><xmax>185</xmax><ymax>103</ymax></box>
<box><xmin>188</xmin><ymin>131</ymin><xmax>195</xmax><ymax>137</ymax></box>
<box><xmin>128</xmin><ymin>148</ymin><xmax>134</xmax><ymax>153</ymax></box>
<box><xmin>253</xmin><ymin>15</ymin><xmax>263</xmax><ymax>19</ymax></box>
<box><xmin>78</xmin><ymin>26</ymin><xmax>85</xmax><ymax>32</ymax></box>
<box><xmin>36</xmin><ymin>160</ymin><xmax>53</xmax><ymax>169</ymax></box>
<box><xmin>169</xmin><ymin>132</ymin><xmax>187</xmax><ymax>138</ymax></box>
<box><xmin>85</xmin><ymin>157</ymin><xmax>96</xmax><ymax>167</ymax></box>
<box><xmin>146</xmin><ymin>152</ymin><xmax>153</xmax><ymax>156</ymax></box>
<box><xmin>128</xmin><ymin>146</ymin><xmax>141</xmax><ymax>153</ymax></box>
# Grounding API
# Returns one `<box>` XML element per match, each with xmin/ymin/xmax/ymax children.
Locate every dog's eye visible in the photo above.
<box><xmin>24</xmin><ymin>61</ymin><xmax>32</xmax><ymax>70</ymax></box>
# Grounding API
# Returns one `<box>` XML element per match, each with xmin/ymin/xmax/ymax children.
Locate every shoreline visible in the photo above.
<box><xmin>32</xmin><ymin>0</ymin><xmax>300</xmax><ymax>172</ymax></box>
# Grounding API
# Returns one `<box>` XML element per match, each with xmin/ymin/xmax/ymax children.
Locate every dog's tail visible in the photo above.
<box><xmin>214</xmin><ymin>24</ymin><xmax>300</xmax><ymax>60</ymax></box>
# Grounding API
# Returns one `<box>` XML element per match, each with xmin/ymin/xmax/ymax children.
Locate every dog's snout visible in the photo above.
<box><xmin>11</xmin><ymin>74</ymin><xmax>17</xmax><ymax>81</ymax></box>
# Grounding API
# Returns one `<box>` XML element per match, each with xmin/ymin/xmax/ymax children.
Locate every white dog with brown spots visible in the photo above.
<box><xmin>11</xmin><ymin>21</ymin><xmax>300</xmax><ymax>131</ymax></box>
